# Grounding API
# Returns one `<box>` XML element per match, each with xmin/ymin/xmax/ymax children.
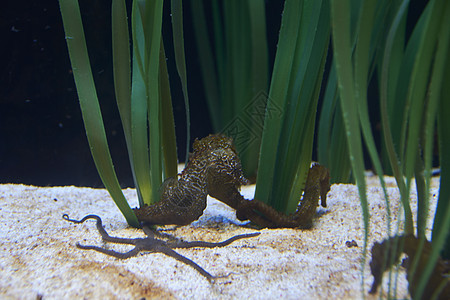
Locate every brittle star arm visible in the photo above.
<box><xmin>63</xmin><ymin>214</ymin><xmax>138</xmax><ymax>245</ymax></box>
<box><xmin>170</xmin><ymin>232</ymin><xmax>260</xmax><ymax>249</ymax></box>
<box><xmin>156</xmin><ymin>233</ymin><xmax>260</xmax><ymax>280</ymax></box>
<box><xmin>156</xmin><ymin>246</ymin><xmax>215</xmax><ymax>280</ymax></box>
<box><xmin>62</xmin><ymin>214</ymin><xmax>259</xmax><ymax>281</ymax></box>
<box><xmin>75</xmin><ymin>243</ymin><xmax>141</xmax><ymax>259</ymax></box>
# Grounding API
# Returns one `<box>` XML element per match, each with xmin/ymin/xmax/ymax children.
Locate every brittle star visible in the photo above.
<box><xmin>62</xmin><ymin>214</ymin><xmax>260</xmax><ymax>281</ymax></box>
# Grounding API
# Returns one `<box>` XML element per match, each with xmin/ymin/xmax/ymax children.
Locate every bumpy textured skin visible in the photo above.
<box><xmin>133</xmin><ymin>134</ymin><xmax>247</xmax><ymax>225</ymax></box>
<box><xmin>232</xmin><ymin>163</ymin><xmax>329</xmax><ymax>228</ymax></box>
<box><xmin>133</xmin><ymin>134</ymin><xmax>330</xmax><ymax>228</ymax></box>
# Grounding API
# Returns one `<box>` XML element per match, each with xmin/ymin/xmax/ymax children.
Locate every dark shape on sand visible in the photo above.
<box><xmin>369</xmin><ymin>234</ymin><xmax>449</xmax><ymax>299</ymax></box>
<box><xmin>63</xmin><ymin>214</ymin><xmax>259</xmax><ymax>281</ymax></box>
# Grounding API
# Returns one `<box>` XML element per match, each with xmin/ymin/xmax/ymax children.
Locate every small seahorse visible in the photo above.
<box><xmin>133</xmin><ymin>134</ymin><xmax>330</xmax><ymax>228</ymax></box>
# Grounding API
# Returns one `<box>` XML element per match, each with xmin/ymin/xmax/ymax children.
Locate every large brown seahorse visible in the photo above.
<box><xmin>133</xmin><ymin>134</ymin><xmax>330</xmax><ymax>228</ymax></box>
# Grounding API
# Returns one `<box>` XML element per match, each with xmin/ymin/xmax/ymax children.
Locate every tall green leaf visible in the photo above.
<box><xmin>254</xmin><ymin>0</ymin><xmax>302</xmax><ymax>205</ymax></box>
<box><xmin>413</xmin><ymin>1</ymin><xmax>450</xmax><ymax>297</ymax></box>
<box><xmin>130</xmin><ymin>0</ymin><xmax>164</xmax><ymax>205</ymax></box>
<box><xmin>159</xmin><ymin>42</ymin><xmax>178</xmax><ymax>180</ymax></box>
<box><xmin>330</xmin><ymin>0</ymin><xmax>370</xmax><ymax>295</ymax></box>
<box><xmin>190</xmin><ymin>0</ymin><xmax>221</xmax><ymax>130</ymax></box>
<box><xmin>171</xmin><ymin>0</ymin><xmax>190</xmax><ymax>162</ymax></box>
<box><xmin>379</xmin><ymin>0</ymin><xmax>414</xmax><ymax>235</ymax></box>
<box><xmin>130</xmin><ymin>1</ymin><xmax>153</xmax><ymax>206</ymax></box>
<box><xmin>254</xmin><ymin>0</ymin><xmax>329</xmax><ymax>213</ymax></box>
<box><xmin>273</xmin><ymin>0</ymin><xmax>330</xmax><ymax>213</ymax></box>
<box><xmin>59</xmin><ymin>0</ymin><xmax>139</xmax><ymax>227</ymax></box>
<box><xmin>433</xmin><ymin>8</ymin><xmax>450</xmax><ymax>260</ymax></box>
<box><xmin>190</xmin><ymin>0</ymin><xmax>268</xmax><ymax>178</ymax></box>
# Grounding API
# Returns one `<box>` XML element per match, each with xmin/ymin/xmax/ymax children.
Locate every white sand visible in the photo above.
<box><xmin>0</xmin><ymin>175</ymin><xmax>439</xmax><ymax>299</ymax></box>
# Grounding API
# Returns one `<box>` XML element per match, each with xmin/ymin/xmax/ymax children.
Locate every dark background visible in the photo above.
<box><xmin>1</xmin><ymin>0</ymin><xmax>427</xmax><ymax>187</ymax></box>
<box><xmin>0</xmin><ymin>0</ymin><xmax>284</xmax><ymax>187</ymax></box>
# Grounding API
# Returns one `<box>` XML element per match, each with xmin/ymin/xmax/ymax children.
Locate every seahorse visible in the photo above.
<box><xmin>133</xmin><ymin>134</ymin><xmax>247</xmax><ymax>225</ymax></box>
<box><xmin>133</xmin><ymin>134</ymin><xmax>330</xmax><ymax>228</ymax></box>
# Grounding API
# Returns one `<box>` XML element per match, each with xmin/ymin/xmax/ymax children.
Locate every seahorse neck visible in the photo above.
<box><xmin>179</xmin><ymin>158</ymin><xmax>208</xmax><ymax>191</ymax></box>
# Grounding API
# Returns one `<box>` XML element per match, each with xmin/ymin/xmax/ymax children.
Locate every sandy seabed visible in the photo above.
<box><xmin>0</xmin><ymin>175</ymin><xmax>439</xmax><ymax>299</ymax></box>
